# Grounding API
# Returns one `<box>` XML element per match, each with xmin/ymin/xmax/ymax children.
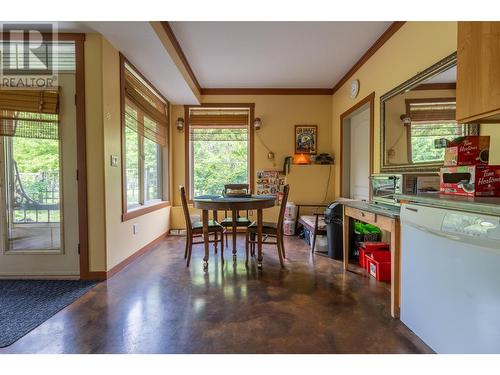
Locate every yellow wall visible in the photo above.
<box><xmin>84</xmin><ymin>34</ymin><xmax>170</xmax><ymax>272</ymax></box>
<box><xmin>170</xmin><ymin>95</ymin><xmax>334</xmax><ymax>229</ymax></box>
<box><xmin>481</xmin><ymin>124</ymin><xmax>500</xmax><ymax>164</ymax></box>
<box><xmin>332</xmin><ymin>21</ymin><xmax>458</xmax><ymax>197</ymax></box>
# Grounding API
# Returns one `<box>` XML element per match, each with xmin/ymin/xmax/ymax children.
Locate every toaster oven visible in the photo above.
<box><xmin>370</xmin><ymin>173</ymin><xmax>440</xmax><ymax>205</ymax></box>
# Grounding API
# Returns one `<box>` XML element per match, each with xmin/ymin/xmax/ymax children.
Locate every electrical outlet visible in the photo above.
<box><xmin>133</xmin><ymin>224</ymin><xmax>138</xmax><ymax>234</ymax></box>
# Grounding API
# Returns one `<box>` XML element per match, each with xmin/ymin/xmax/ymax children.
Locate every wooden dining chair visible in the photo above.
<box><xmin>245</xmin><ymin>184</ymin><xmax>290</xmax><ymax>268</ymax></box>
<box><xmin>220</xmin><ymin>183</ymin><xmax>252</xmax><ymax>248</ymax></box>
<box><xmin>179</xmin><ymin>186</ymin><xmax>225</xmax><ymax>267</ymax></box>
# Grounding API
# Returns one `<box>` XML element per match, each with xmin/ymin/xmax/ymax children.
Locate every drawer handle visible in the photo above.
<box><xmin>405</xmin><ymin>207</ymin><xmax>418</xmax><ymax>213</ymax></box>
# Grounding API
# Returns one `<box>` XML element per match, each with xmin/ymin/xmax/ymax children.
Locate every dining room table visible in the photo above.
<box><xmin>192</xmin><ymin>195</ymin><xmax>277</xmax><ymax>269</ymax></box>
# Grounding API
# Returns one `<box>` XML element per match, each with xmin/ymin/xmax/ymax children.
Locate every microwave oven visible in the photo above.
<box><xmin>370</xmin><ymin>173</ymin><xmax>440</xmax><ymax>205</ymax></box>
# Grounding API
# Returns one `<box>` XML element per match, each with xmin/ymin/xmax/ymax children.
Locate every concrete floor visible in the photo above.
<box><xmin>0</xmin><ymin>235</ymin><xmax>432</xmax><ymax>354</ymax></box>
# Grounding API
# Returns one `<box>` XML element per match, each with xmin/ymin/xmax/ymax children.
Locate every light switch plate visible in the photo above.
<box><xmin>110</xmin><ymin>155</ymin><xmax>119</xmax><ymax>167</ymax></box>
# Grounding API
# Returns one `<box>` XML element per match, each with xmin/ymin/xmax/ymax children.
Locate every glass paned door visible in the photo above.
<box><xmin>0</xmin><ymin>73</ymin><xmax>79</xmax><ymax>277</ymax></box>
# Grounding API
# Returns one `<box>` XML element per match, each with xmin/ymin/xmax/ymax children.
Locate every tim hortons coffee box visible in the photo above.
<box><xmin>440</xmin><ymin>165</ymin><xmax>500</xmax><ymax>197</ymax></box>
<box><xmin>443</xmin><ymin>136</ymin><xmax>490</xmax><ymax>166</ymax></box>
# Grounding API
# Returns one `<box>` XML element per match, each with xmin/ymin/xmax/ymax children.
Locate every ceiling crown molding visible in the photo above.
<box><xmin>200</xmin><ymin>88</ymin><xmax>334</xmax><ymax>95</ymax></box>
<box><xmin>331</xmin><ymin>21</ymin><xmax>406</xmax><ymax>95</ymax></box>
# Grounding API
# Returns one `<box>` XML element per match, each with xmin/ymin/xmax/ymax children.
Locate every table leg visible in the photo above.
<box><xmin>390</xmin><ymin>219</ymin><xmax>401</xmax><ymax>318</ymax></box>
<box><xmin>257</xmin><ymin>208</ymin><xmax>263</xmax><ymax>268</ymax></box>
<box><xmin>213</xmin><ymin>210</ymin><xmax>218</xmax><ymax>253</ymax></box>
<box><xmin>202</xmin><ymin>209</ymin><xmax>209</xmax><ymax>270</ymax></box>
<box><xmin>342</xmin><ymin>206</ymin><xmax>350</xmax><ymax>271</ymax></box>
<box><xmin>231</xmin><ymin>209</ymin><xmax>237</xmax><ymax>258</ymax></box>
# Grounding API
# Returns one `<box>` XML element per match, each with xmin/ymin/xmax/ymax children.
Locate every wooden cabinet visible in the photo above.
<box><xmin>456</xmin><ymin>22</ymin><xmax>500</xmax><ymax>123</ymax></box>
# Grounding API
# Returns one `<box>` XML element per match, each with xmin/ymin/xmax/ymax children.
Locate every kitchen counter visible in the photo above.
<box><xmin>337</xmin><ymin>198</ymin><xmax>401</xmax><ymax>218</ymax></box>
<box><xmin>395</xmin><ymin>193</ymin><xmax>500</xmax><ymax>216</ymax></box>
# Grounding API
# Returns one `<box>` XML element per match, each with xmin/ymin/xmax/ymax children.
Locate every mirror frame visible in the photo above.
<box><xmin>379</xmin><ymin>52</ymin><xmax>477</xmax><ymax>173</ymax></box>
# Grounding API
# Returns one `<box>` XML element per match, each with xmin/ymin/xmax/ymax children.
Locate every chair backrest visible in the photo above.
<box><xmin>224</xmin><ymin>183</ymin><xmax>250</xmax><ymax>195</ymax></box>
<box><xmin>179</xmin><ymin>186</ymin><xmax>192</xmax><ymax>232</ymax></box>
<box><xmin>277</xmin><ymin>184</ymin><xmax>290</xmax><ymax>230</ymax></box>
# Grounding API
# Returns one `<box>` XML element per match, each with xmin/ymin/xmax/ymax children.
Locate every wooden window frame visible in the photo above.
<box><xmin>120</xmin><ymin>53</ymin><xmax>170</xmax><ymax>221</ymax></box>
<box><xmin>184</xmin><ymin>103</ymin><xmax>255</xmax><ymax>202</ymax></box>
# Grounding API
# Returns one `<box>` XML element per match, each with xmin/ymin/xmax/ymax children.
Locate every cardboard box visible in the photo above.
<box><xmin>443</xmin><ymin>136</ymin><xmax>490</xmax><ymax>166</ymax></box>
<box><xmin>440</xmin><ymin>165</ymin><xmax>500</xmax><ymax>197</ymax></box>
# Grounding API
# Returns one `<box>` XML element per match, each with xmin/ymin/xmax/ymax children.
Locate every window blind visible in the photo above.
<box><xmin>407</xmin><ymin>100</ymin><xmax>456</xmax><ymax>123</ymax></box>
<box><xmin>124</xmin><ymin>62</ymin><xmax>168</xmax><ymax>146</ymax></box>
<box><xmin>189</xmin><ymin>109</ymin><xmax>249</xmax><ymax>127</ymax></box>
<box><xmin>0</xmin><ymin>89</ymin><xmax>59</xmax><ymax>139</ymax></box>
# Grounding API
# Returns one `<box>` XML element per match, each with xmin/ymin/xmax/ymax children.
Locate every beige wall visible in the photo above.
<box><xmin>84</xmin><ymin>34</ymin><xmax>170</xmax><ymax>272</ymax></box>
<box><xmin>332</xmin><ymin>21</ymin><xmax>458</xmax><ymax>197</ymax></box>
<box><xmin>481</xmin><ymin>124</ymin><xmax>500</xmax><ymax>164</ymax></box>
<box><xmin>170</xmin><ymin>94</ymin><xmax>334</xmax><ymax>229</ymax></box>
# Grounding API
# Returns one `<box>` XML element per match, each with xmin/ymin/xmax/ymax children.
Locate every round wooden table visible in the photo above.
<box><xmin>192</xmin><ymin>195</ymin><xmax>276</xmax><ymax>269</ymax></box>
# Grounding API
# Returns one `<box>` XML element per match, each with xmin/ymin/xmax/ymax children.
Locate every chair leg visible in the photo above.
<box><xmin>311</xmin><ymin>231</ymin><xmax>317</xmax><ymax>253</ymax></box>
<box><xmin>186</xmin><ymin>236</ymin><xmax>193</xmax><ymax>267</ymax></box>
<box><xmin>184</xmin><ymin>236</ymin><xmax>189</xmax><ymax>259</ymax></box>
<box><xmin>250</xmin><ymin>232</ymin><xmax>255</xmax><ymax>257</ymax></box>
<box><xmin>219</xmin><ymin>229</ymin><xmax>224</xmax><ymax>263</ymax></box>
<box><xmin>225</xmin><ymin>231</ymin><xmax>228</xmax><ymax>249</ymax></box>
<box><xmin>245</xmin><ymin>231</ymin><xmax>249</xmax><ymax>266</ymax></box>
<box><xmin>276</xmin><ymin>236</ymin><xmax>285</xmax><ymax>268</ymax></box>
<box><xmin>280</xmin><ymin>233</ymin><xmax>286</xmax><ymax>259</ymax></box>
<box><xmin>214</xmin><ymin>231</ymin><xmax>218</xmax><ymax>254</ymax></box>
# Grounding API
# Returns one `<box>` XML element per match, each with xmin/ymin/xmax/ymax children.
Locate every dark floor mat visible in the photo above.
<box><xmin>0</xmin><ymin>280</ymin><xmax>97</xmax><ymax>348</ymax></box>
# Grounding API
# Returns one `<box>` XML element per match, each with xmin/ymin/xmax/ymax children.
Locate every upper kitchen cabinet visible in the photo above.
<box><xmin>456</xmin><ymin>22</ymin><xmax>500</xmax><ymax>123</ymax></box>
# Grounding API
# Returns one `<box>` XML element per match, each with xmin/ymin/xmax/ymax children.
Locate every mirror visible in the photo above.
<box><xmin>380</xmin><ymin>52</ymin><xmax>478</xmax><ymax>172</ymax></box>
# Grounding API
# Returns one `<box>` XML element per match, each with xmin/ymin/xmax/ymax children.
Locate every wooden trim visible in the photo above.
<box><xmin>201</xmin><ymin>88</ymin><xmax>333</xmax><ymax>95</ymax></box>
<box><xmin>184</xmin><ymin>103</ymin><xmax>255</xmax><ymax>201</ymax></box>
<box><xmin>412</xmin><ymin>82</ymin><xmax>456</xmax><ymax>91</ymax></box>
<box><xmin>73</xmin><ymin>34</ymin><xmax>90</xmax><ymax>281</ymax></box>
<box><xmin>106</xmin><ymin>232</ymin><xmax>167</xmax><ymax>278</ymax></box>
<box><xmin>85</xmin><ymin>271</ymin><xmax>107</xmax><ymax>281</ymax></box>
<box><xmin>339</xmin><ymin>92</ymin><xmax>375</xmax><ymax>198</ymax></box>
<box><xmin>332</xmin><ymin>22</ymin><xmax>406</xmax><ymax>95</ymax></box>
<box><xmin>122</xmin><ymin>201</ymin><xmax>170</xmax><ymax>222</ymax></box>
<box><xmin>160</xmin><ymin>22</ymin><xmax>202</xmax><ymax>93</ymax></box>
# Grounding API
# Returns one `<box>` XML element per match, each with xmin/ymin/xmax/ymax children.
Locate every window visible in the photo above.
<box><xmin>406</xmin><ymin>98</ymin><xmax>476</xmax><ymax>163</ymax></box>
<box><xmin>121</xmin><ymin>56</ymin><xmax>169</xmax><ymax>219</ymax></box>
<box><xmin>186</xmin><ymin>106</ymin><xmax>253</xmax><ymax>198</ymax></box>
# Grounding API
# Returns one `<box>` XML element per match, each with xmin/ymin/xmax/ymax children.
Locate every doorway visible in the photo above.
<box><xmin>340</xmin><ymin>92</ymin><xmax>374</xmax><ymax>200</ymax></box>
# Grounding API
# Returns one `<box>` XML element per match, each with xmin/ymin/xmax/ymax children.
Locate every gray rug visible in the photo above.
<box><xmin>0</xmin><ymin>280</ymin><xmax>97</xmax><ymax>348</ymax></box>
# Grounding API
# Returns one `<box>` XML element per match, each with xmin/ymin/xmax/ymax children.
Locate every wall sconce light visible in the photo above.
<box><xmin>400</xmin><ymin>114</ymin><xmax>411</xmax><ymax>126</ymax></box>
<box><xmin>253</xmin><ymin>117</ymin><xmax>262</xmax><ymax>130</ymax></box>
<box><xmin>176</xmin><ymin>117</ymin><xmax>185</xmax><ymax>131</ymax></box>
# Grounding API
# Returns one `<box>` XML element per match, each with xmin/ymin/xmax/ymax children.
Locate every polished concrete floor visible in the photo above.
<box><xmin>0</xmin><ymin>235</ymin><xmax>432</xmax><ymax>354</ymax></box>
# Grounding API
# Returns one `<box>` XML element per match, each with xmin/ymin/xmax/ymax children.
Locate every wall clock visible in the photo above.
<box><xmin>350</xmin><ymin>79</ymin><xmax>360</xmax><ymax>99</ymax></box>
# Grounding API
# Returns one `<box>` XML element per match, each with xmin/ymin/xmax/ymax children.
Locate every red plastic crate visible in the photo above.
<box><xmin>359</xmin><ymin>242</ymin><xmax>389</xmax><ymax>268</ymax></box>
<box><xmin>365</xmin><ymin>251</ymin><xmax>391</xmax><ymax>282</ymax></box>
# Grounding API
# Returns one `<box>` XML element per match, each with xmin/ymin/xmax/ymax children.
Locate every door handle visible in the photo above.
<box><xmin>405</xmin><ymin>207</ymin><xmax>418</xmax><ymax>213</ymax></box>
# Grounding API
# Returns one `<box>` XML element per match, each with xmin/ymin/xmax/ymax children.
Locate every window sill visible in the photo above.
<box><xmin>122</xmin><ymin>201</ymin><xmax>171</xmax><ymax>222</ymax></box>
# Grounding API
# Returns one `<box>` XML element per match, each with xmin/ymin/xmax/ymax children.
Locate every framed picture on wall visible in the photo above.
<box><xmin>295</xmin><ymin>125</ymin><xmax>317</xmax><ymax>154</ymax></box>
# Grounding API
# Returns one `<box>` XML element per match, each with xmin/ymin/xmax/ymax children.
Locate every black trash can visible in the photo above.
<box><xmin>324</xmin><ymin>202</ymin><xmax>344</xmax><ymax>260</ymax></box>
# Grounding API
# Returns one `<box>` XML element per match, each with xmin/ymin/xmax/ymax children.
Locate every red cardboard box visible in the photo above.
<box><xmin>440</xmin><ymin>165</ymin><xmax>500</xmax><ymax>197</ymax></box>
<box><xmin>444</xmin><ymin>136</ymin><xmax>490</xmax><ymax>166</ymax></box>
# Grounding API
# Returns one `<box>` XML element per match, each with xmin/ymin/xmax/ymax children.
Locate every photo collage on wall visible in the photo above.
<box><xmin>256</xmin><ymin>170</ymin><xmax>286</xmax><ymax>204</ymax></box>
